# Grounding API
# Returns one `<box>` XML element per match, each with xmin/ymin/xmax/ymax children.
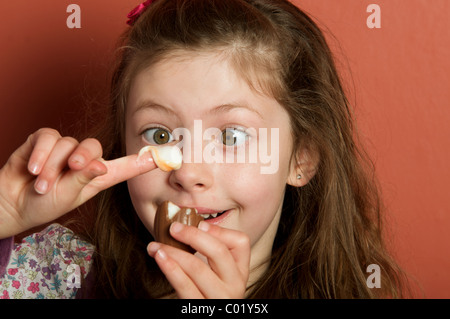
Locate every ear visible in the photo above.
<box><xmin>287</xmin><ymin>147</ymin><xmax>319</xmax><ymax>187</ymax></box>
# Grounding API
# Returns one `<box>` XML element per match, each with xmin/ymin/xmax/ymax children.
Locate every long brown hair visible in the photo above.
<box><xmin>84</xmin><ymin>0</ymin><xmax>408</xmax><ymax>298</ymax></box>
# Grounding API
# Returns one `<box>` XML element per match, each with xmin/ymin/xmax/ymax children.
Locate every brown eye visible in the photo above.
<box><xmin>222</xmin><ymin>129</ymin><xmax>236</xmax><ymax>146</ymax></box>
<box><xmin>143</xmin><ymin>128</ymin><xmax>174</xmax><ymax>145</ymax></box>
<box><xmin>220</xmin><ymin>128</ymin><xmax>248</xmax><ymax>146</ymax></box>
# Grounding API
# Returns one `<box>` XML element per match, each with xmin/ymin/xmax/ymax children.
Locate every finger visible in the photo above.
<box><xmin>149</xmin><ymin>241</ymin><xmax>234</xmax><ymax>298</ymax></box>
<box><xmin>169</xmin><ymin>222</ymin><xmax>250</xmax><ymax>286</ymax></box>
<box><xmin>79</xmin><ymin>152</ymin><xmax>157</xmax><ymax>199</ymax></box>
<box><xmin>34</xmin><ymin>137</ymin><xmax>79</xmax><ymax>194</ymax></box>
<box><xmin>27</xmin><ymin>128</ymin><xmax>61</xmax><ymax>175</ymax></box>
<box><xmin>3</xmin><ymin>134</ymin><xmax>37</xmax><ymax>179</ymax></box>
<box><xmin>66</xmin><ymin>158</ymin><xmax>108</xmax><ymax>188</ymax></box>
<box><xmin>151</xmin><ymin>246</ymin><xmax>204</xmax><ymax>299</ymax></box>
<box><xmin>196</xmin><ymin>222</ymin><xmax>251</xmax><ymax>280</ymax></box>
<box><xmin>68</xmin><ymin>138</ymin><xmax>103</xmax><ymax>170</ymax></box>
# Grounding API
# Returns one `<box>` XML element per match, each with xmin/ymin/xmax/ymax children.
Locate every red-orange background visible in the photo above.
<box><xmin>0</xmin><ymin>1</ymin><xmax>449</xmax><ymax>298</ymax></box>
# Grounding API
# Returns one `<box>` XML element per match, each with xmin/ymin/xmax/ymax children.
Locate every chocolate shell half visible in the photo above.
<box><xmin>154</xmin><ymin>201</ymin><xmax>204</xmax><ymax>253</ymax></box>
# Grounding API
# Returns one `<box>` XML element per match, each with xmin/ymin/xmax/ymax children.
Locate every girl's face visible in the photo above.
<box><xmin>126</xmin><ymin>52</ymin><xmax>294</xmax><ymax>266</ymax></box>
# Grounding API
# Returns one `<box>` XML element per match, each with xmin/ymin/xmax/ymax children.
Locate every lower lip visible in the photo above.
<box><xmin>204</xmin><ymin>209</ymin><xmax>232</xmax><ymax>225</ymax></box>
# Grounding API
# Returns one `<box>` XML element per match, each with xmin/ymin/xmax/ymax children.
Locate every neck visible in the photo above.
<box><xmin>245</xmin><ymin>204</ymin><xmax>283</xmax><ymax>297</ymax></box>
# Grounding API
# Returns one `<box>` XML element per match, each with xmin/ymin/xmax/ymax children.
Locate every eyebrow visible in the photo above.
<box><xmin>132</xmin><ymin>99</ymin><xmax>263</xmax><ymax>119</ymax></box>
<box><xmin>132</xmin><ymin>100</ymin><xmax>178</xmax><ymax>117</ymax></box>
<box><xmin>208</xmin><ymin>103</ymin><xmax>263</xmax><ymax>119</ymax></box>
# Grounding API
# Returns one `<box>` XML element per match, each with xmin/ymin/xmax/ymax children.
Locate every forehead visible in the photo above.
<box><xmin>127</xmin><ymin>53</ymin><xmax>255</xmax><ymax>111</ymax></box>
<box><xmin>127</xmin><ymin>50</ymin><xmax>285</xmax><ymax>121</ymax></box>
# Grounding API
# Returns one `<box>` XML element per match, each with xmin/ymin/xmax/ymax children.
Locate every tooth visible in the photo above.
<box><xmin>211</xmin><ymin>213</ymin><xmax>218</xmax><ymax>218</ymax></box>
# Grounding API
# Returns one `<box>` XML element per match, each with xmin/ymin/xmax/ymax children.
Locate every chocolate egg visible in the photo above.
<box><xmin>154</xmin><ymin>201</ymin><xmax>204</xmax><ymax>253</ymax></box>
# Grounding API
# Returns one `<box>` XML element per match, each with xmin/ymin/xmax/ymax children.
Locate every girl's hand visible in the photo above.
<box><xmin>147</xmin><ymin>221</ymin><xmax>251</xmax><ymax>299</ymax></box>
<box><xmin>0</xmin><ymin>128</ymin><xmax>156</xmax><ymax>238</ymax></box>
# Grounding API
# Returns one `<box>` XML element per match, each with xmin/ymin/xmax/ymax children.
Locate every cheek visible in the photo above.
<box><xmin>222</xmin><ymin>164</ymin><xmax>287</xmax><ymax>240</ymax></box>
<box><xmin>232</xmin><ymin>139</ymin><xmax>291</xmax><ymax>205</ymax></box>
<box><xmin>231</xmin><ymin>169</ymin><xmax>282</xmax><ymax>204</ymax></box>
<box><xmin>127</xmin><ymin>173</ymin><xmax>160</xmax><ymax>237</ymax></box>
<box><xmin>223</xmin><ymin>140</ymin><xmax>292</xmax><ymax>243</ymax></box>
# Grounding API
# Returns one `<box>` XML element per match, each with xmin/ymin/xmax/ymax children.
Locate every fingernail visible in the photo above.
<box><xmin>136</xmin><ymin>147</ymin><xmax>154</xmax><ymax>166</ymax></box>
<box><xmin>156</xmin><ymin>248</ymin><xmax>167</xmax><ymax>260</ymax></box>
<box><xmin>147</xmin><ymin>242</ymin><xmax>161</xmax><ymax>255</ymax></box>
<box><xmin>198</xmin><ymin>221</ymin><xmax>210</xmax><ymax>232</ymax></box>
<box><xmin>170</xmin><ymin>222</ymin><xmax>184</xmax><ymax>234</ymax></box>
<box><xmin>71</xmin><ymin>154</ymin><xmax>85</xmax><ymax>167</ymax></box>
<box><xmin>35</xmin><ymin>179</ymin><xmax>48</xmax><ymax>194</ymax></box>
<box><xmin>29</xmin><ymin>163</ymin><xmax>39</xmax><ymax>175</ymax></box>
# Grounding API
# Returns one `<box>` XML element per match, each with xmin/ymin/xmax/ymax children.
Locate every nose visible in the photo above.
<box><xmin>169</xmin><ymin>162</ymin><xmax>213</xmax><ymax>193</ymax></box>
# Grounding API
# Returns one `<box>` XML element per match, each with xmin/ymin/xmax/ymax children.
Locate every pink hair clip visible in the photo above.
<box><xmin>127</xmin><ymin>0</ymin><xmax>154</xmax><ymax>26</ymax></box>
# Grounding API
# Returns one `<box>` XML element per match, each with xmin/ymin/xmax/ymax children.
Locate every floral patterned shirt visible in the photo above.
<box><xmin>0</xmin><ymin>224</ymin><xmax>94</xmax><ymax>299</ymax></box>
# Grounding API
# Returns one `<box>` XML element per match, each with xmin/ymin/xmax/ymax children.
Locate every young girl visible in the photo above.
<box><xmin>0</xmin><ymin>0</ymin><xmax>407</xmax><ymax>298</ymax></box>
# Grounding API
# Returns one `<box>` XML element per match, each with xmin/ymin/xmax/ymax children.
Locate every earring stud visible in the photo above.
<box><xmin>297</xmin><ymin>174</ymin><xmax>302</xmax><ymax>179</ymax></box>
